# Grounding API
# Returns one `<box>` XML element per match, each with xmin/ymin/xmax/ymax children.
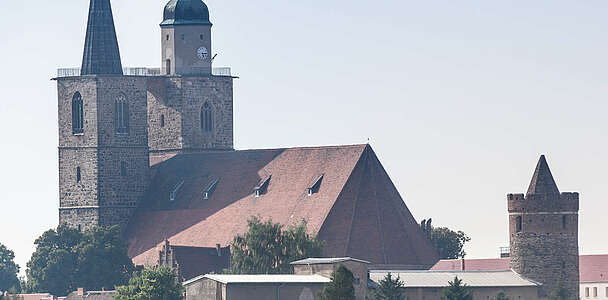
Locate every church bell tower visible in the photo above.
<box><xmin>161</xmin><ymin>0</ymin><xmax>213</xmax><ymax>75</ymax></box>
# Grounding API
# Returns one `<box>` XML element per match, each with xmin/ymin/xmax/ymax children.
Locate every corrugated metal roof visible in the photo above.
<box><xmin>369</xmin><ymin>270</ymin><xmax>540</xmax><ymax>288</ymax></box>
<box><xmin>185</xmin><ymin>274</ymin><xmax>331</xmax><ymax>285</ymax></box>
<box><xmin>291</xmin><ymin>257</ymin><xmax>371</xmax><ymax>265</ymax></box>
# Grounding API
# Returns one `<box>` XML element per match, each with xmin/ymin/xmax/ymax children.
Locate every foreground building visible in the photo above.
<box><xmin>433</xmin><ymin>254</ymin><xmax>608</xmax><ymax>299</ymax></box>
<box><xmin>369</xmin><ymin>270</ymin><xmax>540</xmax><ymax>300</ymax></box>
<box><xmin>54</xmin><ymin>0</ymin><xmax>439</xmax><ymax>278</ymax></box>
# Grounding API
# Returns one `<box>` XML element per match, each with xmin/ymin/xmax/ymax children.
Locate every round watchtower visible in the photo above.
<box><xmin>507</xmin><ymin>155</ymin><xmax>579</xmax><ymax>298</ymax></box>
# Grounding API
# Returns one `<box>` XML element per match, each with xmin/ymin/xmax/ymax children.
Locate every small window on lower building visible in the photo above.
<box><xmin>121</xmin><ymin>162</ymin><xmax>127</xmax><ymax>177</ymax></box>
<box><xmin>76</xmin><ymin>167</ymin><xmax>81</xmax><ymax>183</ymax></box>
<box><xmin>161</xmin><ymin>114</ymin><xmax>165</xmax><ymax>128</ymax></box>
<box><xmin>586</xmin><ymin>287</ymin><xmax>590</xmax><ymax>297</ymax></box>
<box><xmin>605</xmin><ymin>287</ymin><xmax>608</xmax><ymax>297</ymax></box>
<box><xmin>594</xmin><ymin>287</ymin><xmax>598</xmax><ymax>297</ymax></box>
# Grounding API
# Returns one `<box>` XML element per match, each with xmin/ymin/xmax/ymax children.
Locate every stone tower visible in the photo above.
<box><xmin>57</xmin><ymin>0</ymin><xmax>150</xmax><ymax>230</ymax></box>
<box><xmin>508</xmin><ymin>155</ymin><xmax>579</xmax><ymax>298</ymax></box>
<box><xmin>161</xmin><ymin>0</ymin><xmax>213</xmax><ymax>75</ymax></box>
<box><xmin>148</xmin><ymin>0</ymin><xmax>233</xmax><ymax>157</ymax></box>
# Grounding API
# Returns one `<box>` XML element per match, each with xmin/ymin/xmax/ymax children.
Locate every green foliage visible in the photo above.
<box><xmin>26</xmin><ymin>225</ymin><xmax>134</xmax><ymax>296</ymax></box>
<box><xmin>228</xmin><ymin>216</ymin><xmax>324</xmax><ymax>274</ymax></box>
<box><xmin>430</xmin><ymin>227</ymin><xmax>471</xmax><ymax>259</ymax></box>
<box><xmin>0</xmin><ymin>243</ymin><xmax>20</xmax><ymax>293</ymax></box>
<box><xmin>318</xmin><ymin>265</ymin><xmax>356</xmax><ymax>300</ymax></box>
<box><xmin>114</xmin><ymin>266</ymin><xmax>183</xmax><ymax>300</ymax></box>
<box><xmin>494</xmin><ymin>291</ymin><xmax>510</xmax><ymax>300</ymax></box>
<box><xmin>371</xmin><ymin>272</ymin><xmax>406</xmax><ymax>300</ymax></box>
<box><xmin>440</xmin><ymin>276</ymin><xmax>473</xmax><ymax>300</ymax></box>
<box><xmin>548</xmin><ymin>279</ymin><xmax>573</xmax><ymax>300</ymax></box>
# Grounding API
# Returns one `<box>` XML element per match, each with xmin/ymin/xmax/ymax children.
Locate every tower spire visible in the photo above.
<box><xmin>526</xmin><ymin>155</ymin><xmax>560</xmax><ymax>196</ymax></box>
<box><xmin>81</xmin><ymin>0</ymin><xmax>123</xmax><ymax>75</ymax></box>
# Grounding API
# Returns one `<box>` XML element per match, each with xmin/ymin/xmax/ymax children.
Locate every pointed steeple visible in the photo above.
<box><xmin>526</xmin><ymin>155</ymin><xmax>560</xmax><ymax>196</ymax></box>
<box><xmin>80</xmin><ymin>0</ymin><xmax>123</xmax><ymax>75</ymax></box>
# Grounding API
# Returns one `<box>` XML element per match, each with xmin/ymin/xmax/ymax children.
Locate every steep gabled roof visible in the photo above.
<box><xmin>526</xmin><ymin>155</ymin><xmax>560</xmax><ymax>196</ymax></box>
<box><xmin>125</xmin><ymin>144</ymin><xmax>438</xmax><ymax>268</ymax></box>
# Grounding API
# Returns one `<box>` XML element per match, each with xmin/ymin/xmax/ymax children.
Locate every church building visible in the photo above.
<box><xmin>54</xmin><ymin>0</ymin><xmax>439</xmax><ymax>279</ymax></box>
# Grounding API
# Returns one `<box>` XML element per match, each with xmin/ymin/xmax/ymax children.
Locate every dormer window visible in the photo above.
<box><xmin>170</xmin><ymin>180</ymin><xmax>185</xmax><ymax>202</ymax></box>
<box><xmin>203</xmin><ymin>179</ymin><xmax>219</xmax><ymax>200</ymax></box>
<box><xmin>254</xmin><ymin>175</ymin><xmax>271</xmax><ymax>198</ymax></box>
<box><xmin>307</xmin><ymin>174</ymin><xmax>324</xmax><ymax>196</ymax></box>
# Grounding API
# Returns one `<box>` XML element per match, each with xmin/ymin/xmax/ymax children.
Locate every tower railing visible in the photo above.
<box><xmin>56</xmin><ymin>67</ymin><xmax>232</xmax><ymax>77</ymax></box>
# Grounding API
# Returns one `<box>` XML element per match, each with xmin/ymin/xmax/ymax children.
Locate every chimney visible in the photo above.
<box><xmin>216</xmin><ymin>244</ymin><xmax>221</xmax><ymax>256</ymax></box>
<box><xmin>77</xmin><ymin>288</ymin><xmax>85</xmax><ymax>296</ymax></box>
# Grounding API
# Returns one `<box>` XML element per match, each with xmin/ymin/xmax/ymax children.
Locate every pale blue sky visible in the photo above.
<box><xmin>0</xmin><ymin>0</ymin><xmax>607</xmax><ymax>275</ymax></box>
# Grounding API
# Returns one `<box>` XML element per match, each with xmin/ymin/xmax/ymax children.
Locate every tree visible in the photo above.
<box><xmin>494</xmin><ymin>291</ymin><xmax>509</xmax><ymax>300</ymax></box>
<box><xmin>74</xmin><ymin>226</ymin><xmax>134</xmax><ymax>291</ymax></box>
<box><xmin>0</xmin><ymin>243</ymin><xmax>20</xmax><ymax>293</ymax></box>
<box><xmin>430</xmin><ymin>227</ymin><xmax>471</xmax><ymax>259</ymax></box>
<box><xmin>26</xmin><ymin>225</ymin><xmax>134</xmax><ymax>296</ymax></box>
<box><xmin>318</xmin><ymin>265</ymin><xmax>355</xmax><ymax>300</ymax></box>
<box><xmin>440</xmin><ymin>276</ymin><xmax>472</xmax><ymax>300</ymax></box>
<box><xmin>228</xmin><ymin>216</ymin><xmax>324</xmax><ymax>274</ymax></box>
<box><xmin>114</xmin><ymin>266</ymin><xmax>183</xmax><ymax>300</ymax></box>
<box><xmin>371</xmin><ymin>272</ymin><xmax>406</xmax><ymax>300</ymax></box>
<box><xmin>548</xmin><ymin>279</ymin><xmax>573</xmax><ymax>300</ymax></box>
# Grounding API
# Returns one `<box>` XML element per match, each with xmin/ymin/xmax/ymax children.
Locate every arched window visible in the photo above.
<box><xmin>72</xmin><ymin>92</ymin><xmax>84</xmax><ymax>134</ymax></box>
<box><xmin>115</xmin><ymin>94</ymin><xmax>129</xmax><ymax>134</ymax></box>
<box><xmin>201</xmin><ymin>102</ymin><xmax>213</xmax><ymax>132</ymax></box>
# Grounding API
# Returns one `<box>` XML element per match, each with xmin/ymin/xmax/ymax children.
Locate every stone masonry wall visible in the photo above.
<box><xmin>96</xmin><ymin>76</ymin><xmax>150</xmax><ymax>229</ymax></box>
<box><xmin>58</xmin><ymin>77</ymin><xmax>100</xmax><ymax>229</ymax></box>
<box><xmin>148</xmin><ymin>75</ymin><xmax>233</xmax><ymax>153</ymax></box>
<box><xmin>509</xmin><ymin>192</ymin><xmax>580</xmax><ymax>298</ymax></box>
<box><xmin>510</xmin><ymin>233</ymin><xmax>579</xmax><ymax>298</ymax></box>
<box><xmin>57</xmin><ymin>76</ymin><xmax>151</xmax><ymax>230</ymax></box>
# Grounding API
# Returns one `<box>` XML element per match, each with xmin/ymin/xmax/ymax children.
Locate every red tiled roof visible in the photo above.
<box><xmin>432</xmin><ymin>255</ymin><xmax>608</xmax><ymax>283</ymax></box>
<box><xmin>125</xmin><ymin>144</ymin><xmax>439</xmax><ymax>268</ymax></box>
<box><xmin>431</xmin><ymin>258</ymin><xmax>510</xmax><ymax>271</ymax></box>
<box><xmin>580</xmin><ymin>254</ymin><xmax>608</xmax><ymax>283</ymax></box>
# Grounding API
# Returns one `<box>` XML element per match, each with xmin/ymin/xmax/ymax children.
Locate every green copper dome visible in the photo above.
<box><xmin>161</xmin><ymin>0</ymin><xmax>212</xmax><ymax>26</ymax></box>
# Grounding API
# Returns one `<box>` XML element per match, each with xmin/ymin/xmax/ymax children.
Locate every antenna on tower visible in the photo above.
<box><xmin>211</xmin><ymin>53</ymin><xmax>218</xmax><ymax>61</ymax></box>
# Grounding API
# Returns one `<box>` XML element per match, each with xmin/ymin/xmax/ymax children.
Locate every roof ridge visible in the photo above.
<box><xmin>235</xmin><ymin>143</ymin><xmax>368</xmax><ymax>152</ymax></box>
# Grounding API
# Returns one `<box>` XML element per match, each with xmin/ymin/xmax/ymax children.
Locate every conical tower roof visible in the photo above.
<box><xmin>80</xmin><ymin>0</ymin><xmax>123</xmax><ymax>75</ymax></box>
<box><xmin>526</xmin><ymin>155</ymin><xmax>560</xmax><ymax>196</ymax></box>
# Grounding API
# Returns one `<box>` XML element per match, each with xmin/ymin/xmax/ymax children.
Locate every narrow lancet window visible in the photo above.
<box><xmin>562</xmin><ymin>215</ymin><xmax>567</xmax><ymax>230</ymax></box>
<box><xmin>76</xmin><ymin>167</ymin><xmax>82</xmax><ymax>183</ymax></box>
<box><xmin>120</xmin><ymin>161</ymin><xmax>127</xmax><ymax>177</ymax></box>
<box><xmin>515</xmin><ymin>216</ymin><xmax>522</xmax><ymax>233</ymax></box>
<box><xmin>72</xmin><ymin>92</ymin><xmax>84</xmax><ymax>134</ymax></box>
<box><xmin>115</xmin><ymin>94</ymin><xmax>129</xmax><ymax>134</ymax></box>
<box><xmin>201</xmin><ymin>102</ymin><xmax>213</xmax><ymax>132</ymax></box>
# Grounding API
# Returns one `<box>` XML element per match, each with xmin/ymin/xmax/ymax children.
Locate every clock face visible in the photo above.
<box><xmin>197</xmin><ymin>47</ymin><xmax>209</xmax><ymax>60</ymax></box>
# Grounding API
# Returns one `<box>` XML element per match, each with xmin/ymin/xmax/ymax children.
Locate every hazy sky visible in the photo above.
<box><xmin>1</xmin><ymin>0</ymin><xmax>607</xmax><ymax>275</ymax></box>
